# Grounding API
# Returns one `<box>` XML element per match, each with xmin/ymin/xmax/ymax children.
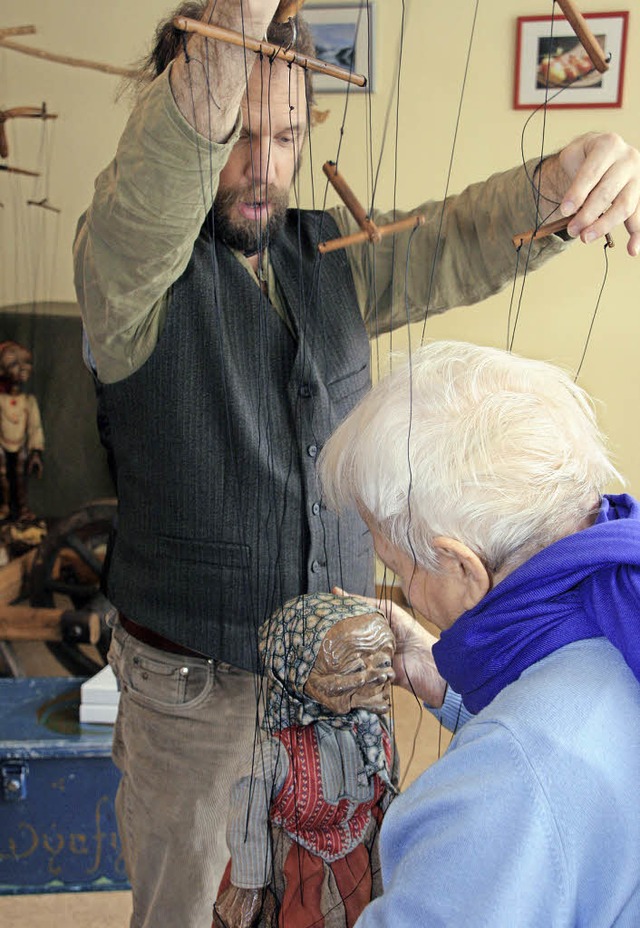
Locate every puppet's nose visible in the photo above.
<box><xmin>368</xmin><ymin>666</ymin><xmax>395</xmax><ymax>686</ymax></box>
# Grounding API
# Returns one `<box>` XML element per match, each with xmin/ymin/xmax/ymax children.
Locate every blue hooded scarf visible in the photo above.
<box><xmin>433</xmin><ymin>494</ymin><xmax>640</xmax><ymax>714</ymax></box>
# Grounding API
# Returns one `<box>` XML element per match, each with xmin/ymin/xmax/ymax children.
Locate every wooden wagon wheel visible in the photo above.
<box><xmin>27</xmin><ymin>499</ymin><xmax>117</xmax><ymax>676</ymax></box>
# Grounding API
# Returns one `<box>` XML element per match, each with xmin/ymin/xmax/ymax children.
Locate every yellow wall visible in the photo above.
<box><xmin>1</xmin><ymin>1</ymin><xmax>638</xmax><ymax>487</ymax></box>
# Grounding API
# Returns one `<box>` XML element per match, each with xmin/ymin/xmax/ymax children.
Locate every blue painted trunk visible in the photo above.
<box><xmin>0</xmin><ymin>677</ymin><xmax>128</xmax><ymax>894</ymax></box>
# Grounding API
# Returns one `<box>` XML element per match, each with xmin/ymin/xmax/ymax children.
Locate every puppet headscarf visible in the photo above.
<box><xmin>259</xmin><ymin>592</ymin><xmax>396</xmax><ymax>789</ymax></box>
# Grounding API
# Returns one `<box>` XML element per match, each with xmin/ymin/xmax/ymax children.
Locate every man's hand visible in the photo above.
<box><xmin>332</xmin><ymin>587</ymin><xmax>447</xmax><ymax>708</ymax></box>
<box><xmin>170</xmin><ymin>0</ymin><xmax>283</xmax><ymax>140</ymax></box>
<box><xmin>539</xmin><ymin>132</ymin><xmax>640</xmax><ymax>256</ymax></box>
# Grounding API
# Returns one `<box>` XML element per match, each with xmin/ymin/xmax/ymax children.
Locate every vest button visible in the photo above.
<box><xmin>307</xmin><ymin>444</ymin><xmax>318</xmax><ymax>457</ymax></box>
<box><xmin>311</xmin><ymin>502</ymin><xmax>320</xmax><ymax>515</ymax></box>
<box><xmin>299</xmin><ymin>384</ymin><xmax>312</xmax><ymax>397</ymax></box>
<box><xmin>311</xmin><ymin>559</ymin><xmax>323</xmax><ymax>573</ymax></box>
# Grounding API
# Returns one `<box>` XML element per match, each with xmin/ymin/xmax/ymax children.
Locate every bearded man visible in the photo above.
<box><xmin>73</xmin><ymin>1</ymin><xmax>640</xmax><ymax>925</ymax></box>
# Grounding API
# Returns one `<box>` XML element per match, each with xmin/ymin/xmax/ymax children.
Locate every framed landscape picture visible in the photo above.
<box><xmin>305</xmin><ymin>3</ymin><xmax>374</xmax><ymax>92</ymax></box>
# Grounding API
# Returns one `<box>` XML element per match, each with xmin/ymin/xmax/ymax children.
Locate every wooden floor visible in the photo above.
<box><xmin>0</xmin><ymin>680</ymin><xmax>450</xmax><ymax>927</ymax></box>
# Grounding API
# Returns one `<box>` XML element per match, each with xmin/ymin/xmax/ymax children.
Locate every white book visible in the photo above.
<box><xmin>81</xmin><ymin>663</ymin><xmax>120</xmax><ymax>707</ymax></box>
<box><xmin>79</xmin><ymin>702</ymin><xmax>118</xmax><ymax>725</ymax></box>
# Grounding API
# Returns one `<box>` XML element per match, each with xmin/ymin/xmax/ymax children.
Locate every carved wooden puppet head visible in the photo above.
<box><xmin>0</xmin><ymin>341</ymin><xmax>34</xmax><ymax>391</ymax></box>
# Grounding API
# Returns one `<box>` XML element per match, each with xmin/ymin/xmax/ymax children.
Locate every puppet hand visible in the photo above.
<box><xmin>332</xmin><ymin>587</ymin><xmax>447</xmax><ymax>708</ymax></box>
<box><xmin>27</xmin><ymin>450</ymin><xmax>43</xmax><ymax>478</ymax></box>
<box><xmin>544</xmin><ymin>132</ymin><xmax>640</xmax><ymax>255</ymax></box>
<box><xmin>212</xmin><ymin>884</ymin><xmax>276</xmax><ymax>928</ymax></box>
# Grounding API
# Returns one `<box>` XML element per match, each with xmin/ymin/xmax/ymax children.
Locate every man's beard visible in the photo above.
<box><xmin>213</xmin><ymin>184</ymin><xmax>289</xmax><ymax>254</ymax></box>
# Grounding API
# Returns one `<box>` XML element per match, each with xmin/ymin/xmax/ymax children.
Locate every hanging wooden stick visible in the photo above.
<box><xmin>0</xmin><ymin>164</ymin><xmax>40</xmax><ymax>177</ymax></box>
<box><xmin>0</xmin><ymin>104</ymin><xmax>57</xmax><ymax>159</ymax></box>
<box><xmin>554</xmin><ymin>0</ymin><xmax>609</xmax><ymax>73</ymax></box>
<box><xmin>0</xmin><ymin>32</ymin><xmax>138</xmax><ymax>78</ymax></box>
<box><xmin>173</xmin><ymin>16</ymin><xmax>366</xmax><ymax>88</ymax></box>
<box><xmin>27</xmin><ymin>197</ymin><xmax>61</xmax><ymax>213</ymax></box>
<box><xmin>0</xmin><ymin>25</ymin><xmax>35</xmax><ymax>39</ymax></box>
<box><xmin>322</xmin><ymin>161</ymin><xmax>381</xmax><ymax>243</ymax></box>
<box><xmin>318</xmin><ymin>161</ymin><xmax>425</xmax><ymax>254</ymax></box>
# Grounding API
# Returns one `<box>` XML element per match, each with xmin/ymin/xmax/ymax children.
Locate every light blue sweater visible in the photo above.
<box><xmin>357</xmin><ymin>639</ymin><xmax>640</xmax><ymax>926</ymax></box>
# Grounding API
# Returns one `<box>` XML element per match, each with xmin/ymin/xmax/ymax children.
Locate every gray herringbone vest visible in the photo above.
<box><xmin>100</xmin><ymin>210</ymin><xmax>374</xmax><ymax>670</ymax></box>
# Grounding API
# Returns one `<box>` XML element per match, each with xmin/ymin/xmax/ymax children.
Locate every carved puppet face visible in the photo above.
<box><xmin>304</xmin><ymin>611</ymin><xmax>395</xmax><ymax>717</ymax></box>
<box><xmin>0</xmin><ymin>342</ymin><xmax>33</xmax><ymax>386</ymax></box>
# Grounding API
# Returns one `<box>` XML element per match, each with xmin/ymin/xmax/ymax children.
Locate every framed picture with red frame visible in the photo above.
<box><xmin>514</xmin><ymin>11</ymin><xmax>629</xmax><ymax>109</ymax></box>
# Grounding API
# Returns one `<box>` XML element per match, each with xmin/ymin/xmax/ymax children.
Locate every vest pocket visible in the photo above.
<box><xmin>157</xmin><ymin>535</ymin><xmax>252</xmax><ymax>569</ymax></box>
<box><xmin>326</xmin><ymin>363</ymin><xmax>371</xmax><ymax>418</ymax></box>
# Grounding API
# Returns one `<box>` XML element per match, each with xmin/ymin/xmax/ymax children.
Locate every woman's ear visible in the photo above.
<box><xmin>432</xmin><ymin>537</ymin><xmax>491</xmax><ymax>611</ymax></box>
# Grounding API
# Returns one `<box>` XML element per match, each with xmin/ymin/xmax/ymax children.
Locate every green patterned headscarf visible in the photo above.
<box><xmin>259</xmin><ymin>592</ymin><xmax>396</xmax><ymax>788</ymax></box>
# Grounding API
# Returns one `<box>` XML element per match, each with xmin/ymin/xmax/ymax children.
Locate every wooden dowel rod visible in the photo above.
<box><xmin>513</xmin><ymin>214</ymin><xmax>614</xmax><ymax>248</ymax></box>
<box><xmin>322</xmin><ymin>161</ymin><xmax>379</xmax><ymax>241</ymax></box>
<box><xmin>0</xmin><ymin>164</ymin><xmax>40</xmax><ymax>177</ymax></box>
<box><xmin>319</xmin><ymin>229</ymin><xmax>374</xmax><ymax>253</ymax></box>
<box><xmin>319</xmin><ymin>214</ymin><xmax>425</xmax><ymax>254</ymax></box>
<box><xmin>27</xmin><ymin>198</ymin><xmax>61</xmax><ymax>213</ymax></box>
<box><xmin>513</xmin><ymin>215</ymin><xmax>571</xmax><ymax>247</ymax></box>
<box><xmin>17</xmin><ymin>111</ymin><xmax>57</xmax><ymax>120</ymax></box>
<box><xmin>0</xmin><ymin>108</ymin><xmax>57</xmax><ymax>122</ymax></box>
<box><xmin>554</xmin><ymin>0</ymin><xmax>609</xmax><ymax>73</ymax></box>
<box><xmin>174</xmin><ymin>16</ymin><xmax>366</xmax><ymax>88</ymax></box>
<box><xmin>0</xmin><ymin>37</ymin><xmax>138</xmax><ymax>78</ymax></box>
<box><xmin>0</xmin><ymin>25</ymin><xmax>36</xmax><ymax>39</ymax></box>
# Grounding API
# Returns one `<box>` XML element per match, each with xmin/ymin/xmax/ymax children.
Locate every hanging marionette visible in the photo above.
<box><xmin>0</xmin><ymin>340</ymin><xmax>44</xmax><ymax>522</ymax></box>
<box><xmin>213</xmin><ymin>592</ymin><xmax>398</xmax><ymax>928</ymax></box>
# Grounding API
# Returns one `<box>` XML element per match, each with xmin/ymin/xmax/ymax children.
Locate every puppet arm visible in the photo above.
<box><xmin>213</xmin><ymin>737</ymin><xmax>288</xmax><ymax>927</ymax></box>
<box><xmin>25</xmin><ymin>394</ymin><xmax>44</xmax><ymax>452</ymax></box>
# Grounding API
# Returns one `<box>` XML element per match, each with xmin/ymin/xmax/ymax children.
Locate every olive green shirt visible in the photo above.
<box><xmin>74</xmin><ymin>65</ymin><xmax>566</xmax><ymax>384</ymax></box>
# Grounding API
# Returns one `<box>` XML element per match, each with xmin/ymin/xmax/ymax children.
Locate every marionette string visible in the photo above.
<box><xmin>507</xmin><ymin>0</ymin><xmax>614</xmax><ymax>367</ymax></box>
<box><xmin>418</xmin><ymin>0</ymin><xmax>480</xmax><ymax>347</ymax></box>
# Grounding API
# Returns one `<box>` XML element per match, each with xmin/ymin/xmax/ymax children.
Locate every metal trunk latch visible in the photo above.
<box><xmin>2</xmin><ymin>762</ymin><xmax>29</xmax><ymax>801</ymax></box>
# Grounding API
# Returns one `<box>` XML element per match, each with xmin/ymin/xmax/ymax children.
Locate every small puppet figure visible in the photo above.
<box><xmin>0</xmin><ymin>341</ymin><xmax>44</xmax><ymax>522</ymax></box>
<box><xmin>213</xmin><ymin>592</ymin><xmax>397</xmax><ymax>928</ymax></box>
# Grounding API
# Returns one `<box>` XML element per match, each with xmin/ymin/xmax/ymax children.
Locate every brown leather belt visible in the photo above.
<box><xmin>119</xmin><ymin>613</ymin><xmax>206</xmax><ymax>659</ymax></box>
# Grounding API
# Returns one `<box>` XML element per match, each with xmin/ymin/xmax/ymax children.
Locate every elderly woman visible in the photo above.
<box><xmin>318</xmin><ymin>341</ymin><xmax>640</xmax><ymax>927</ymax></box>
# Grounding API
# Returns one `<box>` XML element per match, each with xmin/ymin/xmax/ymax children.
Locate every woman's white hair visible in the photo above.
<box><xmin>318</xmin><ymin>341</ymin><xmax>622</xmax><ymax>574</ymax></box>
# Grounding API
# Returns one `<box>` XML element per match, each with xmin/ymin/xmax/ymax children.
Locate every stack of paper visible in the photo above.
<box><xmin>80</xmin><ymin>663</ymin><xmax>120</xmax><ymax>724</ymax></box>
